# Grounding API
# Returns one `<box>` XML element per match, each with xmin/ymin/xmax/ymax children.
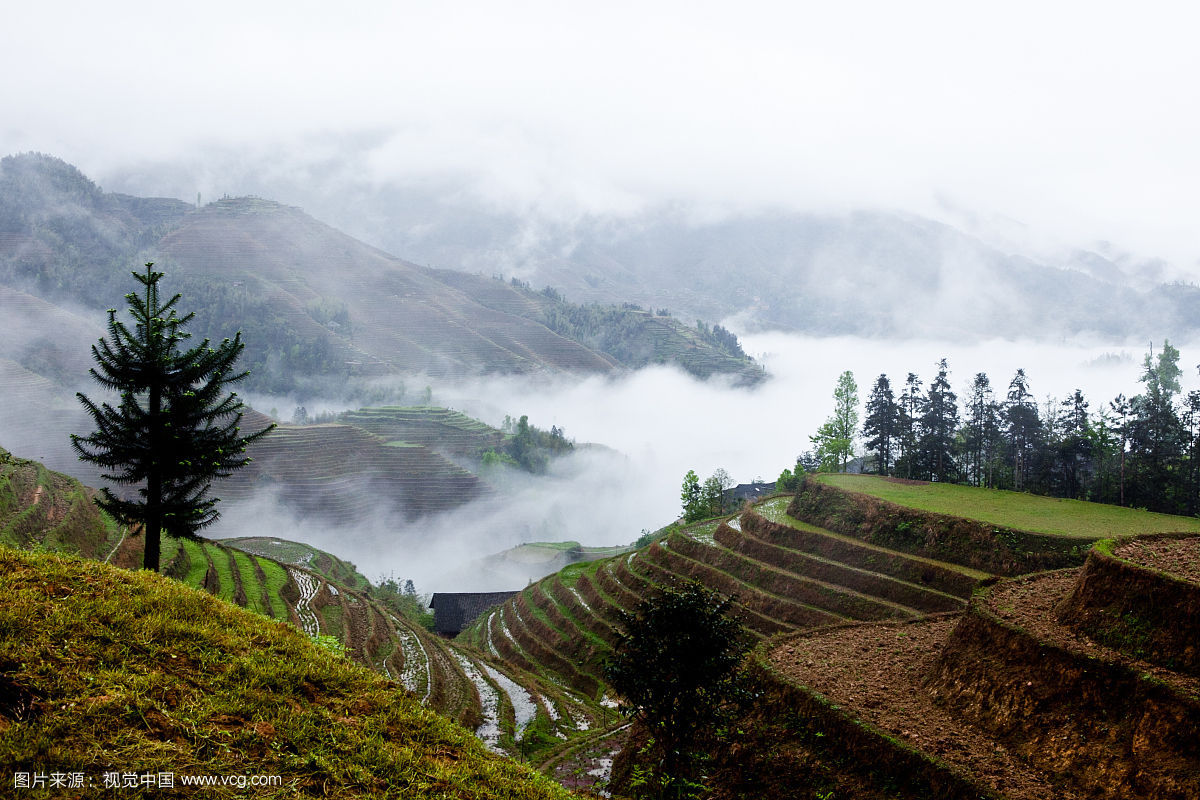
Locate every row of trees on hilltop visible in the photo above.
<box><xmin>806</xmin><ymin>342</ymin><xmax>1200</xmax><ymax>516</ymax></box>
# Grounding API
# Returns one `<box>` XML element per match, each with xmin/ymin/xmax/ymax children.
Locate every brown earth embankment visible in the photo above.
<box><xmin>1056</xmin><ymin>535</ymin><xmax>1200</xmax><ymax>676</ymax></box>
<box><xmin>926</xmin><ymin>572</ymin><xmax>1200</xmax><ymax>800</ymax></box>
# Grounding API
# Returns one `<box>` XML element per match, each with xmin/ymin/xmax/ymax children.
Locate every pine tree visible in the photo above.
<box><xmin>916</xmin><ymin>359</ymin><xmax>958</xmax><ymax>482</ymax></box>
<box><xmin>861</xmin><ymin>374</ymin><xmax>898</xmax><ymax>475</ymax></box>
<box><xmin>71</xmin><ymin>263</ymin><xmax>274</xmax><ymax>571</ymax></box>
<box><xmin>1056</xmin><ymin>389</ymin><xmax>1091</xmax><ymax>499</ymax></box>
<box><xmin>963</xmin><ymin>373</ymin><xmax>999</xmax><ymax>487</ymax></box>
<box><xmin>1005</xmin><ymin>369</ymin><xmax>1040</xmax><ymax>491</ymax></box>
<box><xmin>1128</xmin><ymin>341</ymin><xmax>1186</xmax><ymax>512</ymax></box>
<box><xmin>895</xmin><ymin>372</ymin><xmax>924</xmax><ymax>479</ymax></box>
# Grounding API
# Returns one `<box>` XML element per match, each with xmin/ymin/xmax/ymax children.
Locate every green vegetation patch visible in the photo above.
<box><xmin>0</xmin><ymin>546</ymin><xmax>577</xmax><ymax>799</ymax></box>
<box><xmin>256</xmin><ymin>556</ymin><xmax>290</xmax><ymax>621</ymax></box>
<box><xmin>230</xmin><ymin>549</ymin><xmax>266</xmax><ymax>615</ymax></box>
<box><xmin>816</xmin><ymin>474</ymin><xmax>1200</xmax><ymax>539</ymax></box>
<box><xmin>177</xmin><ymin>538</ymin><xmax>211</xmax><ymax>589</ymax></box>
<box><xmin>224</xmin><ymin>537</ymin><xmax>370</xmax><ymax>591</ymax></box>
<box><xmin>559</xmin><ymin>559</ymin><xmax>604</xmax><ymax>589</ymax></box>
<box><xmin>205</xmin><ymin>543</ymin><xmax>238</xmax><ymax>603</ymax></box>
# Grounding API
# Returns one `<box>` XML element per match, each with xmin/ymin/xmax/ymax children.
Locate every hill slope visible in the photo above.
<box><xmin>0</xmin><ymin>153</ymin><xmax>761</xmax><ymax>394</ymax></box>
<box><xmin>0</xmin><ymin>546</ymin><xmax>580</xmax><ymax>799</ymax></box>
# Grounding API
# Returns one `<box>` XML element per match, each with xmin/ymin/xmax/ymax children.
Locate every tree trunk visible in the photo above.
<box><xmin>144</xmin><ymin>381</ymin><xmax>162</xmax><ymax>572</ymax></box>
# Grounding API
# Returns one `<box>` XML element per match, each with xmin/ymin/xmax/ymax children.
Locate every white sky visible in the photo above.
<box><xmin>4</xmin><ymin>1</ymin><xmax>1200</xmax><ymax>269</ymax></box>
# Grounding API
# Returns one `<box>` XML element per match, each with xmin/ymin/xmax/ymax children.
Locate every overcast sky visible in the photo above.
<box><xmin>4</xmin><ymin>1</ymin><xmax>1200</xmax><ymax>268</ymax></box>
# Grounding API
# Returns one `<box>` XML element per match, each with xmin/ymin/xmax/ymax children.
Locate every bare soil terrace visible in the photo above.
<box><xmin>1114</xmin><ymin>535</ymin><xmax>1200</xmax><ymax>583</ymax></box>
<box><xmin>767</xmin><ymin>618</ymin><xmax>1088</xmax><ymax>800</ymax></box>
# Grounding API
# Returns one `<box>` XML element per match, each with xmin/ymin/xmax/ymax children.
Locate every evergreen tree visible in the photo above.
<box><xmin>1005</xmin><ymin>369</ymin><xmax>1041</xmax><ymax>491</ymax></box>
<box><xmin>861</xmin><ymin>374</ymin><xmax>898</xmax><ymax>475</ymax></box>
<box><xmin>1056</xmin><ymin>390</ymin><xmax>1092</xmax><ymax>498</ymax></box>
<box><xmin>962</xmin><ymin>373</ymin><xmax>999</xmax><ymax>487</ymax></box>
<box><xmin>916</xmin><ymin>359</ymin><xmax>958</xmax><ymax>482</ymax></box>
<box><xmin>1128</xmin><ymin>341</ymin><xmax>1186</xmax><ymax>512</ymax></box>
<box><xmin>1109</xmin><ymin>393</ymin><xmax>1131</xmax><ymax>506</ymax></box>
<box><xmin>71</xmin><ymin>264</ymin><xmax>274</xmax><ymax>571</ymax></box>
<box><xmin>895</xmin><ymin>373</ymin><xmax>924</xmax><ymax>478</ymax></box>
<box><xmin>1182</xmin><ymin>390</ymin><xmax>1200</xmax><ymax>515</ymax></box>
<box><xmin>1088</xmin><ymin>404</ymin><xmax>1122</xmax><ymax>504</ymax></box>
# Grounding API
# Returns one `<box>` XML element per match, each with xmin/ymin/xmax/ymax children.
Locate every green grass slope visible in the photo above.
<box><xmin>815</xmin><ymin>474</ymin><xmax>1200</xmax><ymax>538</ymax></box>
<box><xmin>0</xmin><ymin>447</ymin><xmax>482</xmax><ymax>732</ymax></box>
<box><xmin>0</xmin><ymin>446</ymin><xmax>123</xmax><ymax>560</ymax></box>
<box><xmin>0</xmin><ymin>546</ymin><xmax>579</xmax><ymax>799</ymax></box>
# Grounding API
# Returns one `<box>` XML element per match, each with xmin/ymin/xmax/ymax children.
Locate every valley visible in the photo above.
<box><xmin>7</xmin><ymin>440</ymin><xmax>1200</xmax><ymax>797</ymax></box>
<box><xmin>5</xmin><ymin>153</ymin><xmax>1200</xmax><ymax>799</ymax></box>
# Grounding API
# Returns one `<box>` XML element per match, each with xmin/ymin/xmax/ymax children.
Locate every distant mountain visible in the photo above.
<box><xmin>357</xmin><ymin>205</ymin><xmax>1200</xmax><ymax>341</ymax></box>
<box><xmin>0</xmin><ymin>153</ymin><xmax>761</xmax><ymax>395</ymax></box>
<box><xmin>170</xmin><ymin>167</ymin><xmax>1200</xmax><ymax>342</ymax></box>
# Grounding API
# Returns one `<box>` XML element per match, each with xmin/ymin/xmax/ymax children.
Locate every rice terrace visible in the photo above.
<box><xmin>6</xmin><ymin>146</ymin><xmax>1200</xmax><ymax>800</ymax></box>
<box><xmin>10</xmin><ymin>426</ymin><xmax>1200</xmax><ymax>797</ymax></box>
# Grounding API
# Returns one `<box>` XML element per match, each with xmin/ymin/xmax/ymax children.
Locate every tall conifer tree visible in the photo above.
<box><xmin>72</xmin><ymin>263</ymin><xmax>274</xmax><ymax>571</ymax></box>
<box><xmin>862</xmin><ymin>374</ymin><xmax>898</xmax><ymax>475</ymax></box>
<box><xmin>916</xmin><ymin>359</ymin><xmax>958</xmax><ymax>482</ymax></box>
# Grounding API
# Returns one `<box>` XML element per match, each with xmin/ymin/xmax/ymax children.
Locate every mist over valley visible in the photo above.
<box><xmin>6</xmin><ymin>6</ymin><xmax>1200</xmax><ymax>793</ymax></box>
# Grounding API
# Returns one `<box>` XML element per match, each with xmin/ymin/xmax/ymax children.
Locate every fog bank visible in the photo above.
<box><xmin>203</xmin><ymin>332</ymin><xmax>1186</xmax><ymax>591</ymax></box>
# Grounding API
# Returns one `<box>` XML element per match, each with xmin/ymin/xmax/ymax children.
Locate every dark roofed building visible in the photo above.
<box><xmin>430</xmin><ymin>591</ymin><xmax>518</xmax><ymax>637</ymax></box>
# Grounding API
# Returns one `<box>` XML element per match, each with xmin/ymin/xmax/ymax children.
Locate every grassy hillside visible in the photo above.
<box><xmin>0</xmin><ymin>446</ymin><xmax>123</xmax><ymax>560</ymax></box>
<box><xmin>815</xmin><ymin>473</ymin><xmax>1200</xmax><ymax>538</ymax></box>
<box><xmin>0</xmin><ymin>447</ymin><xmax>484</xmax><ymax>730</ymax></box>
<box><xmin>0</xmin><ymin>546</ymin><xmax>579</xmax><ymax>799</ymax></box>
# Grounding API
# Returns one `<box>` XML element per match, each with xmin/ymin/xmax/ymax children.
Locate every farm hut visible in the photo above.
<box><xmin>430</xmin><ymin>591</ymin><xmax>518</xmax><ymax>636</ymax></box>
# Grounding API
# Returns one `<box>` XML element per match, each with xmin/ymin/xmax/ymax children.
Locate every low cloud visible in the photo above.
<box><xmin>208</xmin><ymin>331</ymin><xmax>1181</xmax><ymax>591</ymax></box>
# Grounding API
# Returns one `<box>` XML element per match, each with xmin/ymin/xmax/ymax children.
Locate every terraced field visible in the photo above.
<box><xmin>340</xmin><ymin>406</ymin><xmax>506</xmax><ymax>460</ymax></box>
<box><xmin>108</xmin><ymin>527</ymin><xmax>481</xmax><ymax>728</ymax></box>
<box><xmin>457</xmin><ymin>475</ymin><xmax>1200</xmax><ymax>794</ymax></box>
<box><xmin>0</xmin><ymin>447</ymin><xmax>124</xmax><ymax>560</ymax></box>
<box><xmin>216</xmin><ymin>410</ymin><xmax>486</xmax><ymax>520</ymax></box>
<box><xmin>752</xmin><ymin>533</ymin><xmax>1200</xmax><ymax>800</ymax></box>
<box><xmin>446</xmin><ymin>490</ymin><xmax>991</xmax><ymax>788</ymax></box>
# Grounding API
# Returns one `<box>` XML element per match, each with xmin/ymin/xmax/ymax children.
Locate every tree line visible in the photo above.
<box><xmin>808</xmin><ymin>342</ymin><xmax>1200</xmax><ymax>516</ymax></box>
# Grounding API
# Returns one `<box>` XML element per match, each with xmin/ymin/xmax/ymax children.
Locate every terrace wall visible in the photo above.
<box><xmin>788</xmin><ymin>478</ymin><xmax>1087</xmax><ymax>576</ymax></box>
